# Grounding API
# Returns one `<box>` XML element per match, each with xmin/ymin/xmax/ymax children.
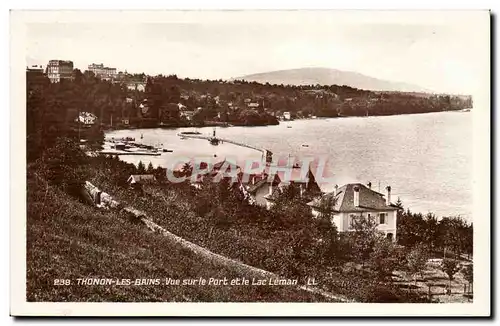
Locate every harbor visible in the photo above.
<box><xmin>104</xmin><ymin>111</ymin><xmax>473</xmax><ymax>220</ymax></box>
<box><xmin>101</xmin><ymin>136</ymin><xmax>174</xmax><ymax>156</ymax></box>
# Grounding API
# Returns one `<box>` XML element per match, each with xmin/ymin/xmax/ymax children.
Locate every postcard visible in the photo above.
<box><xmin>10</xmin><ymin>9</ymin><xmax>490</xmax><ymax>317</ymax></box>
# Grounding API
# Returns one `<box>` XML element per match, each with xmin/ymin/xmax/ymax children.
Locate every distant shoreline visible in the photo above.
<box><xmin>102</xmin><ymin>109</ymin><xmax>471</xmax><ymax>133</ymax></box>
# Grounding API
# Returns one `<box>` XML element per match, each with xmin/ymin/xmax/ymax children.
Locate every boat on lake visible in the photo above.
<box><xmin>179</xmin><ymin>131</ymin><xmax>202</xmax><ymax>135</ymax></box>
<box><xmin>209</xmin><ymin>127</ymin><xmax>220</xmax><ymax>145</ymax></box>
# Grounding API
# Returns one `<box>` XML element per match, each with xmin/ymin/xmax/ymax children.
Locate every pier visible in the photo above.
<box><xmin>101</xmin><ymin>149</ymin><xmax>161</xmax><ymax>156</ymax></box>
<box><xmin>177</xmin><ymin>132</ymin><xmax>273</xmax><ymax>163</ymax></box>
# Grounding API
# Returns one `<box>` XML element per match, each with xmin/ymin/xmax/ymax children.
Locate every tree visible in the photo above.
<box><xmin>368</xmin><ymin>237</ymin><xmax>403</xmax><ymax>281</ymax></box>
<box><xmin>406</xmin><ymin>244</ymin><xmax>429</xmax><ymax>285</ymax></box>
<box><xmin>311</xmin><ymin>195</ymin><xmax>343</xmax><ymax>267</ymax></box>
<box><xmin>146</xmin><ymin>162</ymin><xmax>154</xmax><ymax>173</ymax></box>
<box><xmin>462</xmin><ymin>223</ymin><xmax>473</xmax><ymax>259</ymax></box>
<box><xmin>441</xmin><ymin>258</ymin><xmax>460</xmax><ymax>294</ymax></box>
<box><xmin>317</xmin><ymin>195</ymin><xmax>336</xmax><ymax>222</ymax></box>
<box><xmin>462</xmin><ymin>264</ymin><xmax>473</xmax><ymax>295</ymax></box>
<box><xmin>42</xmin><ymin>137</ymin><xmax>89</xmax><ymax>196</ymax></box>
<box><xmin>346</xmin><ymin>214</ymin><xmax>380</xmax><ymax>266</ymax></box>
<box><xmin>437</xmin><ymin>217</ymin><xmax>467</xmax><ymax>259</ymax></box>
<box><xmin>181</xmin><ymin>162</ymin><xmax>193</xmax><ymax>178</ymax></box>
<box><xmin>397</xmin><ymin>210</ymin><xmax>427</xmax><ymax>248</ymax></box>
<box><xmin>395</xmin><ymin>197</ymin><xmax>403</xmax><ymax>209</ymax></box>
<box><xmin>270</xmin><ymin>184</ymin><xmax>312</xmax><ymax>230</ymax></box>
<box><xmin>137</xmin><ymin>161</ymin><xmax>146</xmax><ymax>174</ymax></box>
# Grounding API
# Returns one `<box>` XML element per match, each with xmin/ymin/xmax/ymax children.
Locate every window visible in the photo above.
<box><xmin>379</xmin><ymin>213</ymin><xmax>387</xmax><ymax>224</ymax></box>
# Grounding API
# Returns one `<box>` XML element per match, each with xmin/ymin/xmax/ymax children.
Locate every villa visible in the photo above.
<box><xmin>307</xmin><ymin>183</ymin><xmax>400</xmax><ymax>241</ymax></box>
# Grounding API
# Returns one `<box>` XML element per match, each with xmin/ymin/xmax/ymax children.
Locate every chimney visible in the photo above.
<box><xmin>268</xmin><ymin>182</ymin><xmax>274</xmax><ymax>196</ymax></box>
<box><xmin>353</xmin><ymin>185</ymin><xmax>360</xmax><ymax>207</ymax></box>
<box><xmin>334</xmin><ymin>184</ymin><xmax>338</xmax><ymax>196</ymax></box>
<box><xmin>386</xmin><ymin>186</ymin><xmax>392</xmax><ymax>205</ymax></box>
<box><xmin>367</xmin><ymin>181</ymin><xmax>372</xmax><ymax>189</ymax></box>
<box><xmin>299</xmin><ymin>184</ymin><xmax>305</xmax><ymax>197</ymax></box>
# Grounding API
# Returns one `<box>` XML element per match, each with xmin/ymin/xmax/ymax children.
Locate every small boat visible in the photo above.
<box><xmin>140</xmin><ymin>133</ymin><xmax>144</xmax><ymax>140</ymax></box>
<box><xmin>301</xmin><ymin>144</ymin><xmax>309</xmax><ymax>147</ymax></box>
<box><xmin>113</xmin><ymin>142</ymin><xmax>127</xmax><ymax>150</ymax></box>
<box><xmin>287</xmin><ymin>125</ymin><xmax>292</xmax><ymax>129</ymax></box>
<box><xmin>209</xmin><ymin>127</ymin><xmax>220</xmax><ymax>145</ymax></box>
<box><xmin>163</xmin><ymin>149</ymin><xmax>174</xmax><ymax>153</ymax></box>
<box><xmin>180</xmin><ymin>131</ymin><xmax>202</xmax><ymax>135</ymax></box>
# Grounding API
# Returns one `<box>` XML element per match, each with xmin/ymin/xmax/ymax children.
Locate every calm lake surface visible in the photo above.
<box><xmin>106</xmin><ymin>111</ymin><xmax>472</xmax><ymax>221</ymax></box>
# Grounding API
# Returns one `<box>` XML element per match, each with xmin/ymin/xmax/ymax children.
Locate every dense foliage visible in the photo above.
<box><xmin>173</xmin><ymin>77</ymin><xmax>472</xmax><ymax>117</ymax></box>
<box><xmin>27</xmin><ymin>71</ymin><xmax>115</xmax><ymax>161</ymax></box>
<box><xmin>396</xmin><ymin>201</ymin><xmax>473</xmax><ymax>259</ymax></box>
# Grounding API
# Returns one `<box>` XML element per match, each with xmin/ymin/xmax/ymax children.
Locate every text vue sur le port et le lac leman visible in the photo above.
<box><xmin>53</xmin><ymin>277</ymin><xmax>319</xmax><ymax>286</ymax></box>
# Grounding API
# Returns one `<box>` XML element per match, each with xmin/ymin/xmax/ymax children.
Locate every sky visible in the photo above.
<box><xmin>24</xmin><ymin>11</ymin><xmax>489</xmax><ymax>94</ymax></box>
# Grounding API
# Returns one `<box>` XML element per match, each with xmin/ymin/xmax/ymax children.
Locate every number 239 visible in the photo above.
<box><xmin>54</xmin><ymin>279</ymin><xmax>71</xmax><ymax>286</ymax></box>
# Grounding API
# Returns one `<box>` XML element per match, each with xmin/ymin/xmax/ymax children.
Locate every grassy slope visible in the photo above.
<box><xmin>26</xmin><ymin>173</ymin><xmax>325</xmax><ymax>302</ymax></box>
<box><xmin>85</xmin><ymin>174</ymin><xmax>429</xmax><ymax>303</ymax></box>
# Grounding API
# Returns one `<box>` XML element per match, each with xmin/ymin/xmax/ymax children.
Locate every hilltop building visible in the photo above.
<box><xmin>26</xmin><ymin>65</ymin><xmax>47</xmax><ymax>85</ymax></box>
<box><xmin>127</xmin><ymin>81</ymin><xmax>146</xmax><ymax>92</ymax></box>
<box><xmin>46</xmin><ymin>60</ymin><xmax>74</xmax><ymax>83</ymax></box>
<box><xmin>74</xmin><ymin>112</ymin><xmax>98</xmax><ymax>126</ymax></box>
<box><xmin>88</xmin><ymin>63</ymin><xmax>117</xmax><ymax>81</ymax></box>
<box><xmin>26</xmin><ymin>65</ymin><xmax>44</xmax><ymax>76</ymax></box>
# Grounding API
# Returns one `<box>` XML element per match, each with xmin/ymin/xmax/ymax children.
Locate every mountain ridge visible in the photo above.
<box><xmin>232</xmin><ymin>67</ymin><xmax>432</xmax><ymax>93</ymax></box>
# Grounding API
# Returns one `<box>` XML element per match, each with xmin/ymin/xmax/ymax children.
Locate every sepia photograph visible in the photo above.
<box><xmin>10</xmin><ymin>9</ymin><xmax>491</xmax><ymax>316</ymax></box>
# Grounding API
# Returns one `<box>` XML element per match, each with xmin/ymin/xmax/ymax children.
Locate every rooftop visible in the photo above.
<box><xmin>307</xmin><ymin>183</ymin><xmax>399</xmax><ymax>212</ymax></box>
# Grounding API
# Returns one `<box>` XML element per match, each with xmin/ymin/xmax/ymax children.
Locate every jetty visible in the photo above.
<box><xmin>101</xmin><ymin>149</ymin><xmax>161</xmax><ymax>156</ymax></box>
<box><xmin>178</xmin><ymin>132</ymin><xmax>263</xmax><ymax>153</ymax></box>
<box><xmin>177</xmin><ymin>131</ymin><xmax>273</xmax><ymax>163</ymax></box>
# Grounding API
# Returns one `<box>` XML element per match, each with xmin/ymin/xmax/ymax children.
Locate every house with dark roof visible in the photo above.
<box><xmin>264</xmin><ymin>167</ymin><xmax>322</xmax><ymax>208</ymax></box>
<box><xmin>244</xmin><ymin>173</ymin><xmax>281</xmax><ymax>208</ymax></box>
<box><xmin>187</xmin><ymin>159</ymin><xmax>242</xmax><ymax>190</ymax></box>
<box><xmin>127</xmin><ymin>174</ymin><xmax>156</xmax><ymax>186</ymax></box>
<box><xmin>307</xmin><ymin>183</ymin><xmax>400</xmax><ymax>241</ymax></box>
<box><xmin>239</xmin><ymin>165</ymin><xmax>322</xmax><ymax>209</ymax></box>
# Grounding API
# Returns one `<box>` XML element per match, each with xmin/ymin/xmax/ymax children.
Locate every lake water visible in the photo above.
<box><xmin>105</xmin><ymin>111</ymin><xmax>473</xmax><ymax>220</ymax></box>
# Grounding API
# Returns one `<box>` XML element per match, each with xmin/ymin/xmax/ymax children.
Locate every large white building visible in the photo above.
<box><xmin>46</xmin><ymin>60</ymin><xmax>74</xmax><ymax>83</ymax></box>
<box><xmin>126</xmin><ymin>81</ymin><xmax>146</xmax><ymax>92</ymax></box>
<box><xmin>88</xmin><ymin>63</ymin><xmax>117</xmax><ymax>81</ymax></box>
<box><xmin>307</xmin><ymin>183</ymin><xmax>400</xmax><ymax>241</ymax></box>
<box><xmin>74</xmin><ymin>112</ymin><xmax>98</xmax><ymax>126</ymax></box>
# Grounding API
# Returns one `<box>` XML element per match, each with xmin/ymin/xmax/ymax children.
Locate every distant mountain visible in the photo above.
<box><xmin>233</xmin><ymin>67</ymin><xmax>432</xmax><ymax>93</ymax></box>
